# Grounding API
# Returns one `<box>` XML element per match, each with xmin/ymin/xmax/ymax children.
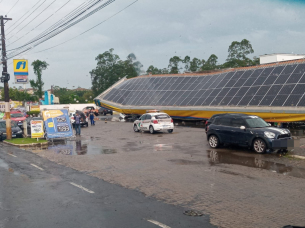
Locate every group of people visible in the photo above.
<box><xmin>73</xmin><ymin>110</ymin><xmax>96</xmax><ymax>136</ymax></box>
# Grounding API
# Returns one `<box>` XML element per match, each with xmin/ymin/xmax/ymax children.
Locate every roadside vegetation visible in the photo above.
<box><xmin>5</xmin><ymin>138</ymin><xmax>48</xmax><ymax>145</ymax></box>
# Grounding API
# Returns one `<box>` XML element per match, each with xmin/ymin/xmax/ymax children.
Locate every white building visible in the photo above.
<box><xmin>260</xmin><ymin>53</ymin><xmax>305</xmax><ymax>64</ymax></box>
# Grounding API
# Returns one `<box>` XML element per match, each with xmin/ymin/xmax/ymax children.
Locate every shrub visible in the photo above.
<box><xmin>27</xmin><ymin>111</ymin><xmax>41</xmax><ymax>116</ymax></box>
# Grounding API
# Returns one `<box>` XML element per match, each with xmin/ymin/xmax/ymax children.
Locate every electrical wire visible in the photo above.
<box><xmin>7</xmin><ymin>0</ymin><xmax>72</xmax><ymax>47</ymax></box>
<box><xmin>7</xmin><ymin>0</ymin><xmax>116</xmax><ymax>59</ymax></box>
<box><xmin>34</xmin><ymin>0</ymin><xmax>139</xmax><ymax>54</ymax></box>
<box><xmin>6</xmin><ymin>0</ymin><xmax>47</xmax><ymax>36</ymax></box>
<box><xmin>6</xmin><ymin>0</ymin><xmax>20</xmax><ymax>16</ymax></box>
<box><xmin>6</xmin><ymin>0</ymin><xmax>43</xmax><ymax>32</ymax></box>
<box><xmin>7</xmin><ymin>0</ymin><xmax>98</xmax><ymax>50</ymax></box>
<box><xmin>8</xmin><ymin>0</ymin><xmax>138</xmax><ymax>62</ymax></box>
<box><xmin>7</xmin><ymin>0</ymin><xmax>58</xmax><ymax>39</ymax></box>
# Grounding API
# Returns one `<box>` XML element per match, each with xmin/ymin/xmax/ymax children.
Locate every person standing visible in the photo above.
<box><xmin>89</xmin><ymin>111</ymin><xmax>95</xmax><ymax>126</ymax></box>
<box><xmin>74</xmin><ymin>113</ymin><xmax>81</xmax><ymax>136</ymax></box>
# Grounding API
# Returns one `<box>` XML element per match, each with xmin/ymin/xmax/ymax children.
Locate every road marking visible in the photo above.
<box><xmin>7</xmin><ymin>153</ymin><xmax>17</xmax><ymax>158</ymax></box>
<box><xmin>30</xmin><ymin>164</ymin><xmax>44</xmax><ymax>171</ymax></box>
<box><xmin>147</xmin><ymin>220</ymin><xmax>171</xmax><ymax>228</ymax></box>
<box><xmin>70</xmin><ymin>182</ymin><xmax>95</xmax><ymax>194</ymax></box>
<box><xmin>290</xmin><ymin>155</ymin><xmax>305</xmax><ymax>160</ymax></box>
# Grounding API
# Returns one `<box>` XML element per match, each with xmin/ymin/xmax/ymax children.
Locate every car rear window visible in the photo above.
<box><xmin>11</xmin><ymin>113</ymin><xmax>24</xmax><ymax>118</ymax></box>
<box><xmin>155</xmin><ymin>114</ymin><xmax>170</xmax><ymax>119</ymax></box>
<box><xmin>214</xmin><ymin>117</ymin><xmax>232</xmax><ymax>126</ymax></box>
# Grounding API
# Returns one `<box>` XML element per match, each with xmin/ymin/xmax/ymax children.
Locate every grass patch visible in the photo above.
<box><xmin>4</xmin><ymin>138</ymin><xmax>48</xmax><ymax>145</ymax></box>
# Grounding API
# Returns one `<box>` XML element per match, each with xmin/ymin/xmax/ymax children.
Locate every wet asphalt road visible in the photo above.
<box><xmin>0</xmin><ymin>143</ymin><xmax>215</xmax><ymax>228</ymax></box>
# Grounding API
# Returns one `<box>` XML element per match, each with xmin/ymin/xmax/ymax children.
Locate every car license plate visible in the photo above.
<box><xmin>163</xmin><ymin>125</ymin><xmax>169</xmax><ymax>128</ymax></box>
<box><xmin>12</xmin><ymin>135</ymin><xmax>16</xmax><ymax>137</ymax></box>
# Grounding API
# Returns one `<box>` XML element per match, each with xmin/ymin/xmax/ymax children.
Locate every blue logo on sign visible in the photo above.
<box><xmin>16</xmin><ymin>61</ymin><xmax>26</xmax><ymax>70</ymax></box>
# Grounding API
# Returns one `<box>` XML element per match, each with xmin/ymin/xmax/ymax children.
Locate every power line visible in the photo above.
<box><xmin>7</xmin><ymin>0</ymin><xmax>98</xmax><ymax>49</ymax></box>
<box><xmin>6</xmin><ymin>0</ymin><xmax>43</xmax><ymax>32</ymax></box>
<box><xmin>6</xmin><ymin>0</ymin><xmax>47</xmax><ymax>36</ymax></box>
<box><xmin>7</xmin><ymin>0</ymin><xmax>58</xmax><ymax>39</ymax></box>
<box><xmin>7</xmin><ymin>0</ymin><xmax>72</xmax><ymax>47</ymax></box>
<box><xmin>35</xmin><ymin>0</ymin><xmax>139</xmax><ymax>54</ymax></box>
<box><xmin>6</xmin><ymin>0</ymin><xmax>20</xmax><ymax>16</ymax></box>
<box><xmin>7</xmin><ymin>0</ymin><xmax>117</xmax><ymax>59</ymax></box>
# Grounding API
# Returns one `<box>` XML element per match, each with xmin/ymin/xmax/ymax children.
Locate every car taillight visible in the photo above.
<box><xmin>171</xmin><ymin>119</ymin><xmax>173</xmax><ymax>123</ymax></box>
<box><xmin>153</xmin><ymin>120</ymin><xmax>158</xmax><ymax>124</ymax></box>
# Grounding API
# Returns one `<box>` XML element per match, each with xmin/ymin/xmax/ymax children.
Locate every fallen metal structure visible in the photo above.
<box><xmin>94</xmin><ymin>59</ymin><xmax>305</xmax><ymax>122</ymax></box>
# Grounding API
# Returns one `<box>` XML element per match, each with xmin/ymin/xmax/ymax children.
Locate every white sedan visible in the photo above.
<box><xmin>133</xmin><ymin>112</ymin><xmax>174</xmax><ymax>134</ymax></box>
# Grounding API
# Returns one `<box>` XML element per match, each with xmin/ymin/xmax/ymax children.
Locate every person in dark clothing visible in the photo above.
<box><xmin>89</xmin><ymin>111</ymin><xmax>95</xmax><ymax>126</ymax></box>
<box><xmin>74</xmin><ymin>113</ymin><xmax>81</xmax><ymax>135</ymax></box>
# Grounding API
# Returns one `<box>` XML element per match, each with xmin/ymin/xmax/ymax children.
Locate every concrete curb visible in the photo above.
<box><xmin>3</xmin><ymin>141</ymin><xmax>49</xmax><ymax>147</ymax></box>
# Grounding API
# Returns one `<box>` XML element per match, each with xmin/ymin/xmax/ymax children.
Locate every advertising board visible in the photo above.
<box><xmin>31</xmin><ymin>105</ymin><xmax>41</xmax><ymax>111</ymax></box>
<box><xmin>13</xmin><ymin>59</ymin><xmax>29</xmax><ymax>84</ymax></box>
<box><xmin>42</xmin><ymin>109</ymin><xmax>73</xmax><ymax>139</ymax></box>
<box><xmin>31</xmin><ymin>120</ymin><xmax>44</xmax><ymax>138</ymax></box>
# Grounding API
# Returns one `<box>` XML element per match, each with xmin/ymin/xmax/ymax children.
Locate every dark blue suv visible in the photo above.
<box><xmin>206</xmin><ymin>114</ymin><xmax>292</xmax><ymax>153</ymax></box>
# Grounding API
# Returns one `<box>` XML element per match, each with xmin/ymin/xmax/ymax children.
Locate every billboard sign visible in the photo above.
<box><xmin>42</xmin><ymin>109</ymin><xmax>73</xmax><ymax>139</ymax></box>
<box><xmin>30</xmin><ymin>105</ymin><xmax>40</xmax><ymax>111</ymax></box>
<box><xmin>13</xmin><ymin>59</ymin><xmax>29</xmax><ymax>84</ymax></box>
<box><xmin>31</xmin><ymin>120</ymin><xmax>44</xmax><ymax>138</ymax></box>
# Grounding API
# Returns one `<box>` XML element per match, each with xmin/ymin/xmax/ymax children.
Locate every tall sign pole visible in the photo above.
<box><xmin>1</xmin><ymin>16</ymin><xmax>12</xmax><ymax>140</ymax></box>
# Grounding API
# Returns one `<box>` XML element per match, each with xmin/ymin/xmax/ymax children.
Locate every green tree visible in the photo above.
<box><xmin>168</xmin><ymin>56</ymin><xmax>182</xmax><ymax>74</ymax></box>
<box><xmin>183</xmin><ymin>56</ymin><xmax>191</xmax><ymax>72</ymax></box>
<box><xmin>202</xmin><ymin>54</ymin><xmax>218</xmax><ymax>71</ymax></box>
<box><xmin>83</xmin><ymin>91</ymin><xmax>94</xmax><ymax>102</ymax></box>
<box><xmin>189</xmin><ymin>58</ymin><xmax>204</xmax><ymax>72</ymax></box>
<box><xmin>127</xmin><ymin>53</ymin><xmax>143</xmax><ymax>76</ymax></box>
<box><xmin>90</xmin><ymin>49</ymin><xmax>141</xmax><ymax>96</ymax></box>
<box><xmin>30</xmin><ymin>60</ymin><xmax>49</xmax><ymax>99</ymax></box>
<box><xmin>224</xmin><ymin>39</ymin><xmax>257</xmax><ymax>68</ymax></box>
<box><xmin>147</xmin><ymin>65</ymin><xmax>162</xmax><ymax>75</ymax></box>
<box><xmin>1</xmin><ymin>88</ymin><xmax>37</xmax><ymax>102</ymax></box>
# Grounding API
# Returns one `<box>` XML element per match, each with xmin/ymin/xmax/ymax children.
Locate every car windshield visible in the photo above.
<box><xmin>0</xmin><ymin>122</ymin><xmax>5</xmax><ymax>128</ymax></box>
<box><xmin>11</xmin><ymin>113</ymin><xmax>24</xmax><ymax>118</ymax></box>
<box><xmin>245</xmin><ymin>117</ymin><xmax>269</xmax><ymax>128</ymax></box>
<box><xmin>155</xmin><ymin>114</ymin><xmax>170</xmax><ymax>119</ymax></box>
<box><xmin>0</xmin><ymin>121</ymin><xmax>18</xmax><ymax>128</ymax></box>
<box><xmin>11</xmin><ymin>121</ymin><xmax>18</xmax><ymax>127</ymax></box>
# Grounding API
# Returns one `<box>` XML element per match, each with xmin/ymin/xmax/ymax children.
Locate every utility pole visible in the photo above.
<box><xmin>1</xmin><ymin>16</ymin><xmax>12</xmax><ymax>140</ymax></box>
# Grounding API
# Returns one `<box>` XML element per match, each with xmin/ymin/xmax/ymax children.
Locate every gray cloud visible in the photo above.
<box><xmin>1</xmin><ymin>0</ymin><xmax>304</xmax><ymax>91</ymax></box>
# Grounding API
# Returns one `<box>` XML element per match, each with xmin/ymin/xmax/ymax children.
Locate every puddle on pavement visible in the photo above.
<box><xmin>207</xmin><ymin>150</ymin><xmax>305</xmax><ymax>179</ymax></box>
<box><xmin>0</xmin><ymin>158</ymin><xmax>9</xmax><ymax>169</ymax></box>
<box><xmin>168</xmin><ymin>159</ymin><xmax>205</xmax><ymax>165</ymax></box>
<box><xmin>154</xmin><ymin>144</ymin><xmax>173</xmax><ymax>151</ymax></box>
<box><xmin>0</xmin><ymin>158</ymin><xmax>20</xmax><ymax>176</ymax></box>
<box><xmin>31</xmin><ymin>139</ymin><xmax>117</xmax><ymax>156</ymax></box>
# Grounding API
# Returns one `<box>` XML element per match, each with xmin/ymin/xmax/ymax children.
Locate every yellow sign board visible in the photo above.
<box><xmin>31</xmin><ymin>120</ymin><xmax>44</xmax><ymax>138</ymax></box>
<box><xmin>13</xmin><ymin>59</ymin><xmax>29</xmax><ymax>84</ymax></box>
<box><xmin>31</xmin><ymin>105</ymin><xmax>40</xmax><ymax>112</ymax></box>
<box><xmin>13</xmin><ymin>59</ymin><xmax>28</xmax><ymax>73</ymax></box>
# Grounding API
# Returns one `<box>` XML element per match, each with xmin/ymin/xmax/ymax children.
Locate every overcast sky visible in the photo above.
<box><xmin>1</xmin><ymin>0</ymin><xmax>305</xmax><ymax>91</ymax></box>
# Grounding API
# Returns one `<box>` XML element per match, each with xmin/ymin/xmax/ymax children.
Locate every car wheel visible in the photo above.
<box><xmin>253</xmin><ymin>138</ymin><xmax>266</xmax><ymax>153</ymax></box>
<box><xmin>168</xmin><ymin>129</ymin><xmax>173</xmax><ymax>133</ymax></box>
<box><xmin>133</xmin><ymin>124</ymin><xmax>139</xmax><ymax>132</ymax></box>
<box><xmin>208</xmin><ymin>135</ymin><xmax>219</xmax><ymax>148</ymax></box>
<box><xmin>149</xmin><ymin>125</ymin><xmax>155</xmax><ymax>134</ymax></box>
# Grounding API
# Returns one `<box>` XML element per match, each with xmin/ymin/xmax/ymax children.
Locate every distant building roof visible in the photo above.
<box><xmin>72</xmin><ymin>87</ymin><xmax>90</xmax><ymax>91</ymax></box>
